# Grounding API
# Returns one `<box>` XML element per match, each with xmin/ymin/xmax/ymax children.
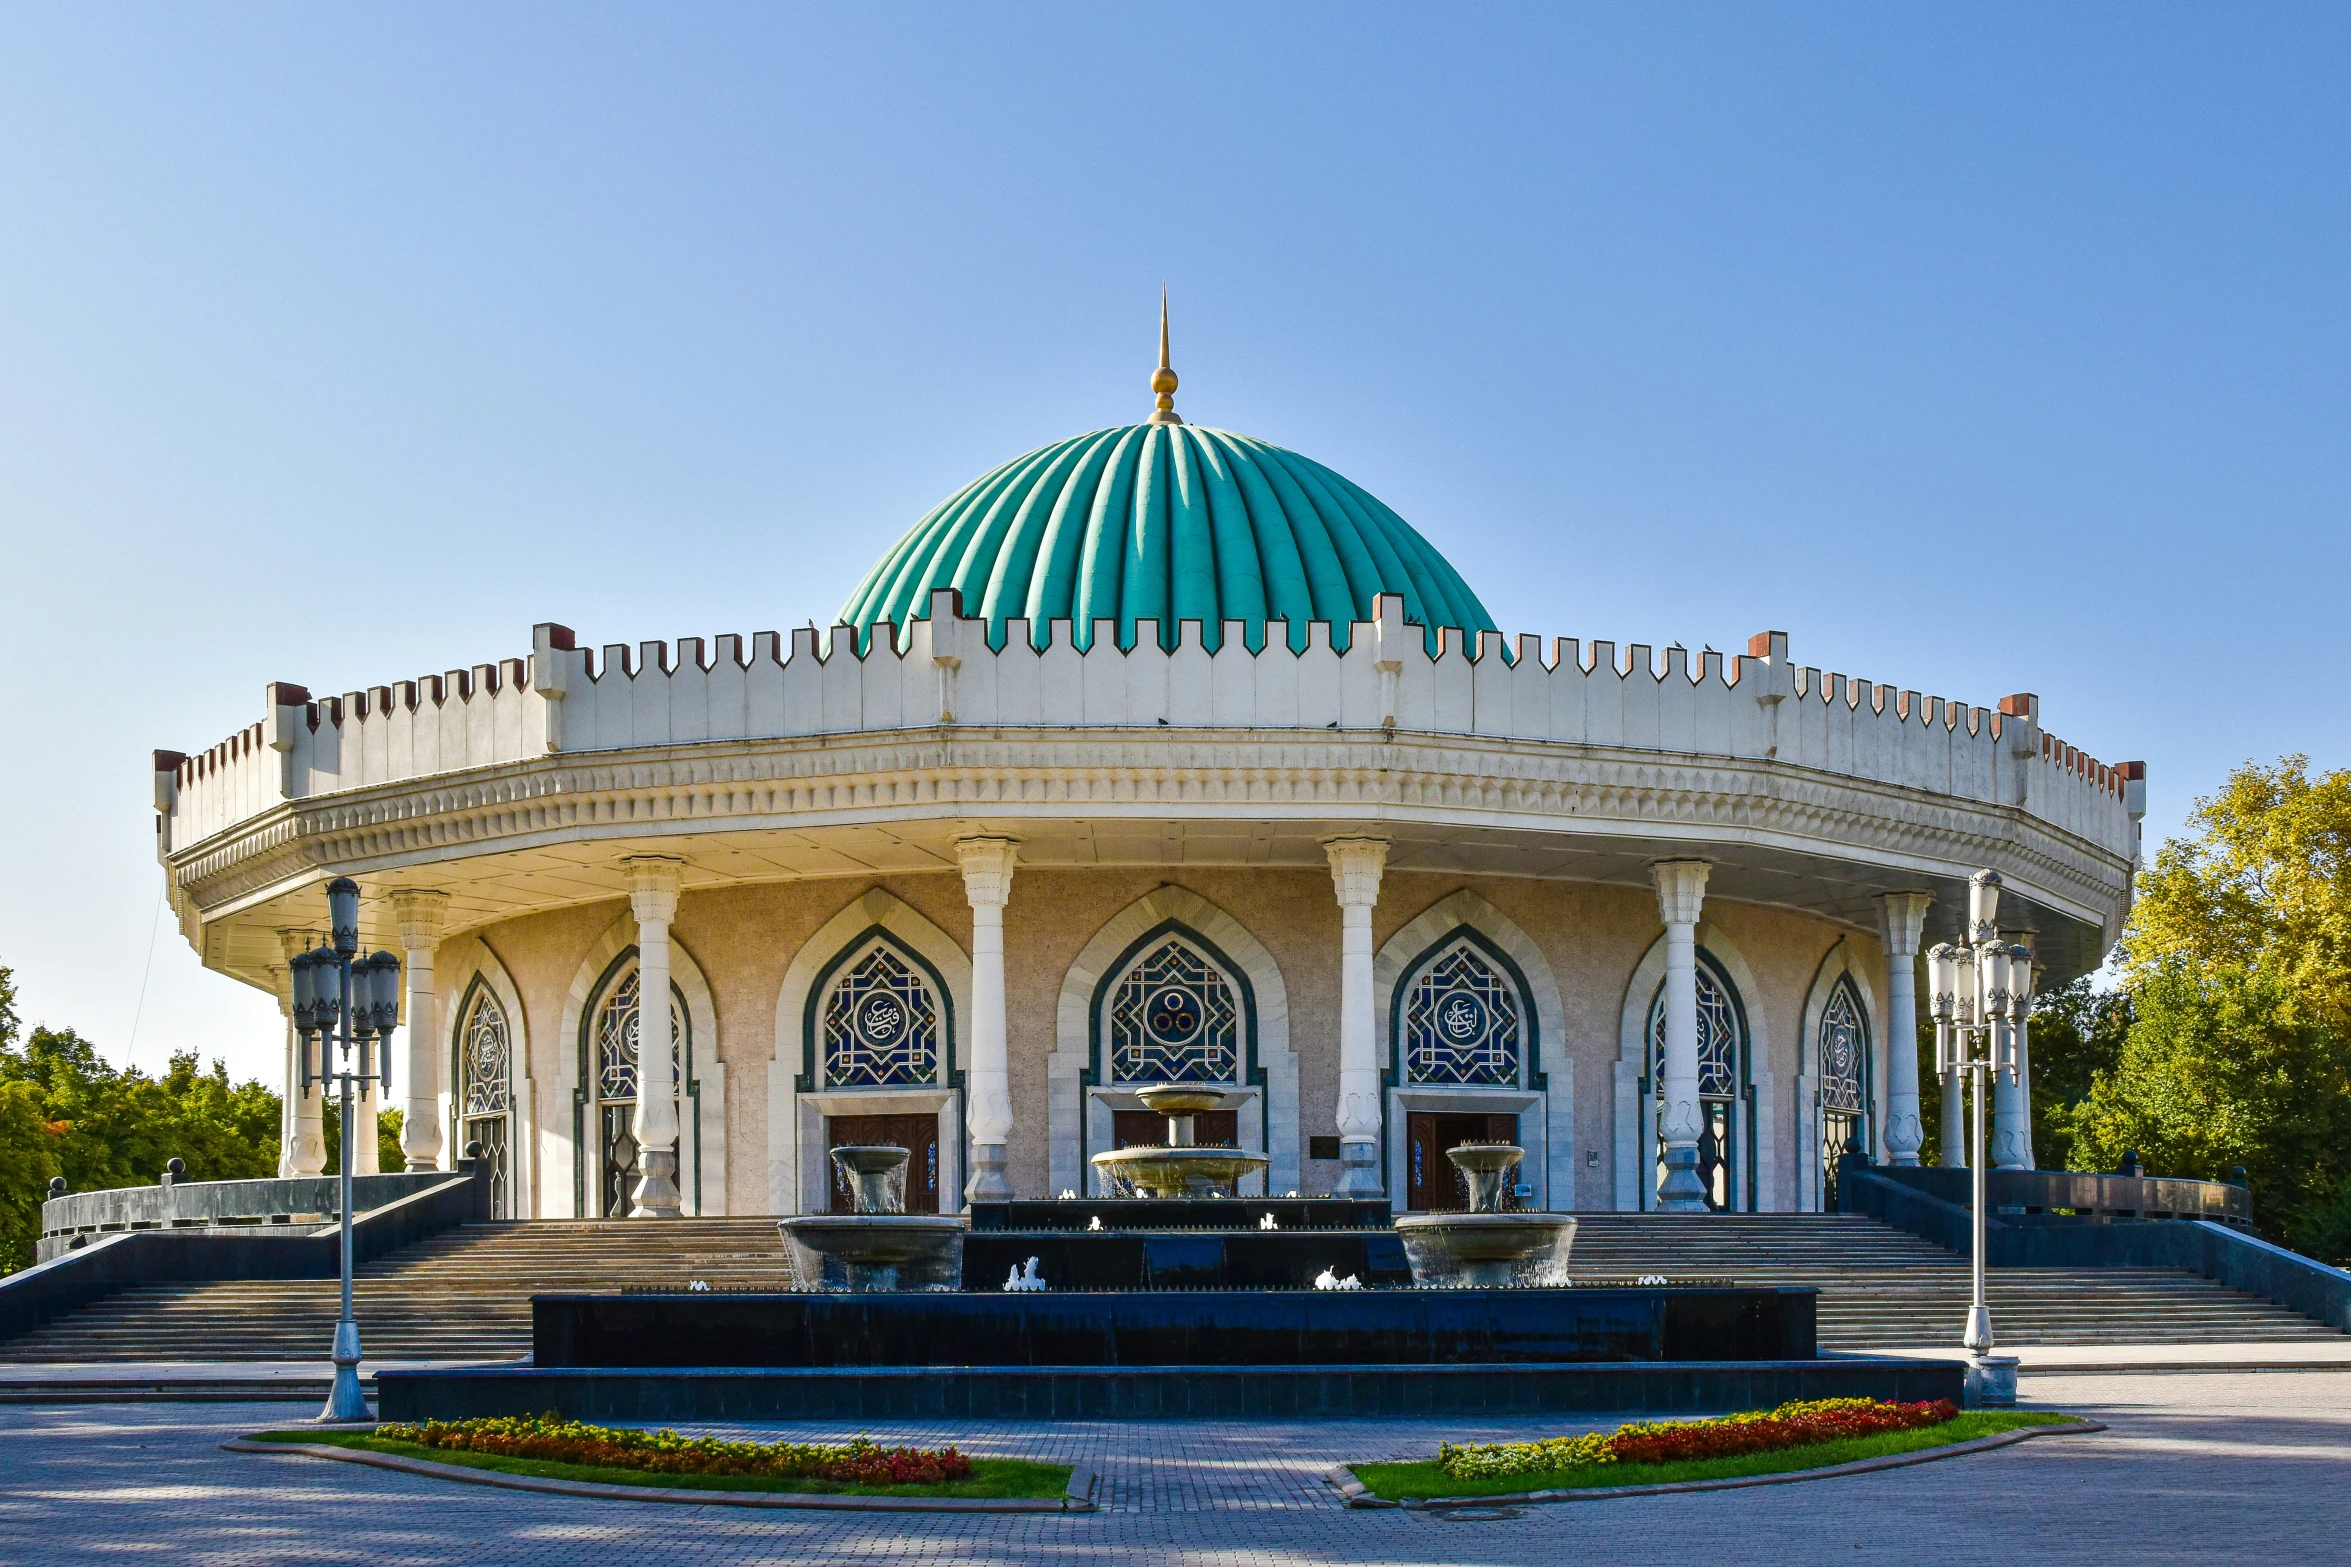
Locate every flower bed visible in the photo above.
<box><xmin>1437</xmin><ymin>1398</ymin><xmax>1959</xmax><ymax>1480</ymax></box>
<box><xmin>372</xmin><ymin>1415</ymin><xmax>972</xmax><ymax>1485</ymax></box>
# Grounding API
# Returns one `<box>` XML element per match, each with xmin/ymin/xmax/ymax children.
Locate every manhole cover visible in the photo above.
<box><xmin>1429</xmin><ymin>1506</ymin><xmax>1525</xmax><ymax>1522</ymax></box>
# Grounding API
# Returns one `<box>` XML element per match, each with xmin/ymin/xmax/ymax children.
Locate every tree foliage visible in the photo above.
<box><xmin>2071</xmin><ymin>756</ymin><xmax>2351</xmax><ymax>1257</ymax></box>
<box><xmin>0</xmin><ymin>963</ymin><xmax>282</xmax><ymax>1273</ymax></box>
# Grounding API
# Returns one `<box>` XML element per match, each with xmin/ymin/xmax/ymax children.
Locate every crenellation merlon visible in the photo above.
<box><xmin>156</xmin><ymin>594</ymin><xmax>2142</xmax><ymax>861</ymax></box>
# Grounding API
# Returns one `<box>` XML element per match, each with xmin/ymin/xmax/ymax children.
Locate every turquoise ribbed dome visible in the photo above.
<box><xmin>840</xmin><ymin>424</ymin><xmax>1496</xmax><ymax>655</ymax></box>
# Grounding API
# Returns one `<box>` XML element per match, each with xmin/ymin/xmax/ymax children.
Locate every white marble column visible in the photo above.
<box><xmin>278</xmin><ymin>930</ymin><xmax>325</xmax><ymax>1177</ymax></box>
<box><xmin>957</xmin><ymin>837</ymin><xmax>1020</xmax><ymax>1200</ymax></box>
<box><xmin>1880</xmin><ymin>893</ymin><xmax>1932</xmax><ymax>1166</ymax></box>
<box><xmin>1651</xmin><ymin>861</ymin><xmax>1712</xmax><ymax>1212</ymax></box>
<box><xmin>393</xmin><ymin>890</ymin><xmax>450</xmax><ymax>1173</ymax></box>
<box><xmin>2018</xmin><ymin>955</ymin><xmax>2041</xmax><ymax>1170</ymax></box>
<box><xmin>1325</xmin><ymin>839</ymin><xmax>1389</xmax><ymax>1197</ymax></box>
<box><xmin>1991</xmin><ymin>943</ymin><xmax>2036</xmax><ymax>1170</ymax></box>
<box><xmin>624</xmin><ymin>856</ymin><xmax>686</xmax><ymax>1218</ymax></box>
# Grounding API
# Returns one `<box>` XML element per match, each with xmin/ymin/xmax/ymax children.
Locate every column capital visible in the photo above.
<box><xmin>621</xmin><ymin>855</ymin><xmax>685</xmax><ymax>926</ymax></box>
<box><xmin>955</xmin><ymin>836</ymin><xmax>1020</xmax><ymax>907</ymax></box>
<box><xmin>1323</xmin><ymin>838</ymin><xmax>1389</xmax><ymax>908</ymax></box>
<box><xmin>390</xmin><ymin>888</ymin><xmax>451</xmax><ymax>951</ymax></box>
<box><xmin>276</xmin><ymin>927</ymin><xmax>316</xmax><ymax>965</ymax></box>
<box><xmin>1650</xmin><ymin>860</ymin><xmax>1711</xmax><ymax>927</ymax></box>
<box><xmin>1879</xmin><ymin>891</ymin><xmax>1934</xmax><ymax>957</ymax></box>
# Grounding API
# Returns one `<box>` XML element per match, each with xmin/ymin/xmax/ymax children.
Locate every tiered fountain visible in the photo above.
<box><xmin>777</xmin><ymin>1145</ymin><xmax>964</xmax><ymax>1291</ymax></box>
<box><xmin>1087</xmin><ymin>1085</ymin><xmax>1272</xmax><ymax>1198</ymax></box>
<box><xmin>1394</xmin><ymin>1144</ymin><xmax>1579</xmax><ymax>1286</ymax></box>
<box><xmin>382</xmin><ymin>1119</ymin><xmax>1954</xmax><ymax>1425</ymax></box>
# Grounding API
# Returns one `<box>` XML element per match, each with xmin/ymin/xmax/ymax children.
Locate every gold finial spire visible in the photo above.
<box><xmin>1149</xmin><ymin>286</ymin><xmax>1182</xmax><ymax>425</ymax></box>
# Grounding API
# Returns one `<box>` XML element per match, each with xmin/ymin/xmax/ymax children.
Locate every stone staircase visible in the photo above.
<box><xmin>1571</xmin><ymin>1213</ymin><xmax>2340</xmax><ymax>1350</ymax></box>
<box><xmin>0</xmin><ymin>1213</ymin><xmax>2334</xmax><ymax>1363</ymax></box>
<box><xmin>0</xmin><ymin>1220</ymin><xmax>790</xmax><ymax>1365</ymax></box>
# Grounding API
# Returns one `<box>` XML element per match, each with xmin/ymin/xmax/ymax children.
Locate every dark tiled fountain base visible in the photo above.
<box><xmin>377</xmin><ymin>1358</ymin><xmax>1962</xmax><ymax>1422</ymax></box>
<box><xmin>375</xmin><ymin>1196</ymin><xmax>1966</xmax><ymax>1422</ymax></box>
<box><xmin>373</xmin><ymin>1284</ymin><xmax>1962</xmax><ymax>1421</ymax></box>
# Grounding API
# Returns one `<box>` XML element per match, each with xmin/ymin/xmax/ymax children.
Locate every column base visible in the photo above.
<box><xmin>630</xmin><ymin>1147</ymin><xmax>684</xmax><ymax>1218</ymax></box>
<box><xmin>1655</xmin><ymin>1146</ymin><xmax>1710</xmax><ymax>1213</ymax></box>
<box><xmin>404</xmin><ymin>1158</ymin><xmax>440</xmax><ymax>1174</ymax></box>
<box><xmin>965</xmin><ymin>1143</ymin><xmax>1013</xmax><ymax>1202</ymax></box>
<box><xmin>1964</xmin><ymin>1353</ymin><xmax>2018</xmax><ymax>1408</ymax></box>
<box><xmin>1885</xmin><ymin>1152</ymin><xmax>1923</xmax><ymax>1167</ymax></box>
<box><xmin>1335</xmin><ymin>1138</ymin><xmax>1382</xmax><ymax>1197</ymax></box>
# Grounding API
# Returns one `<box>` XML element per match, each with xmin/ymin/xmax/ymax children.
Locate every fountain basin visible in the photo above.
<box><xmin>778</xmin><ymin>1143</ymin><xmax>963</xmax><ymax>1290</ymax></box>
<box><xmin>1393</xmin><ymin>1142</ymin><xmax>1576</xmax><ymax>1286</ymax></box>
<box><xmin>1088</xmin><ymin>1145</ymin><xmax>1274</xmax><ymax>1198</ymax></box>
<box><xmin>1394</xmin><ymin>1212</ymin><xmax>1579</xmax><ymax>1287</ymax></box>
<box><xmin>777</xmin><ymin>1214</ymin><xmax>967</xmax><ymax>1291</ymax></box>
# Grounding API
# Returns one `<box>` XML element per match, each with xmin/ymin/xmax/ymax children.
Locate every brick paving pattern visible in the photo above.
<box><xmin>0</xmin><ymin>1371</ymin><xmax>2344</xmax><ymax>1563</ymax></box>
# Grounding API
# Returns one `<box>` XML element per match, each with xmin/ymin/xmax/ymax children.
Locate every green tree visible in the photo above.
<box><xmin>320</xmin><ymin>1103</ymin><xmax>405</xmax><ymax>1177</ymax></box>
<box><xmin>2071</xmin><ymin>756</ymin><xmax>2351</xmax><ymax>1252</ymax></box>
<box><xmin>2024</xmin><ymin>978</ymin><xmax>2132</xmax><ymax>1173</ymax></box>
<box><xmin>0</xmin><ymin>961</ymin><xmax>283</xmax><ymax>1272</ymax></box>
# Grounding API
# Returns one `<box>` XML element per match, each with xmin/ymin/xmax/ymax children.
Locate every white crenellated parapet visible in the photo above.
<box><xmin>156</xmin><ymin>594</ymin><xmax>2145</xmax><ymax>865</ymax></box>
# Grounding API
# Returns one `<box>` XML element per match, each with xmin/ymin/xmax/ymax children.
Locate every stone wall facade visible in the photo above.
<box><xmin>428</xmin><ymin>867</ymin><xmax>1881</xmax><ymax>1219</ymax></box>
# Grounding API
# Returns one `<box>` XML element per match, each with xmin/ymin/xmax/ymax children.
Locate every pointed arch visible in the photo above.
<box><xmin>1373</xmin><ymin>889</ymin><xmax>1571</xmax><ymax>1209</ymax></box>
<box><xmin>553</xmin><ymin>909</ymin><xmax>724</xmax><ymax>1219</ymax></box>
<box><xmin>770</xmin><ymin>889</ymin><xmax>972</xmax><ymax>1216</ymax></box>
<box><xmin>1797</xmin><ymin>938</ymin><xmax>1885</xmax><ymax>1212</ymax></box>
<box><xmin>1612</xmin><ymin>924</ymin><xmax>1778</xmax><ymax>1212</ymax></box>
<box><xmin>1050</xmin><ymin>886</ymin><xmax>1295</xmax><ymax>1198</ymax></box>
<box><xmin>436</xmin><ymin>934</ymin><xmax>531</xmax><ymax>1214</ymax></box>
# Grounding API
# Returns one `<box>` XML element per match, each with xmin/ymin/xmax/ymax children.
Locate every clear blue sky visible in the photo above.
<box><xmin>2</xmin><ymin>5</ymin><xmax>2344</xmax><ymax>1087</ymax></box>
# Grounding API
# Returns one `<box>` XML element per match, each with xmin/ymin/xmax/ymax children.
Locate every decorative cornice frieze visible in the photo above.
<box><xmin>164</xmin><ymin>726</ymin><xmax>2136</xmax><ymax>935</ymax></box>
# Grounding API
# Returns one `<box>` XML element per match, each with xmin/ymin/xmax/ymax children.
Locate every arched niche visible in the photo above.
<box><xmin>1612</xmin><ymin>924</ymin><xmax>1777</xmax><ymax>1212</ymax></box>
<box><xmin>552</xmin><ymin>910</ymin><xmax>724</xmax><ymax>1219</ymax></box>
<box><xmin>769</xmin><ymin>888</ymin><xmax>971</xmax><ymax>1216</ymax></box>
<box><xmin>1372</xmin><ymin>889</ymin><xmax>1571</xmax><ymax>1211</ymax></box>
<box><xmin>1049</xmin><ymin>886</ymin><xmax>1296</xmax><ymax>1199</ymax></box>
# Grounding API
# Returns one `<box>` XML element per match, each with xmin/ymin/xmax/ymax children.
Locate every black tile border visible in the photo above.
<box><xmin>377</xmin><ymin>1358</ymin><xmax>1965</xmax><ymax>1424</ymax></box>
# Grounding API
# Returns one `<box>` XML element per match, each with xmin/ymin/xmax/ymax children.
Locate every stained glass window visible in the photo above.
<box><xmin>1647</xmin><ymin>960</ymin><xmax>1747</xmax><ymax>1212</ymax></box>
<box><xmin>1820</xmin><ymin>981</ymin><xmax>1867</xmax><ymax>1115</ymax></box>
<box><xmin>594</xmin><ymin>966</ymin><xmax>681</xmax><ymax>1106</ymax></box>
<box><xmin>1648</xmin><ymin>966</ymin><xmax>1742</xmax><ymax>1100</ymax></box>
<box><xmin>591</xmin><ymin>963</ymin><xmax>681</xmax><ymax>1219</ymax></box>
<box><xmin>1402</xmin><ymin>941</ymin><xmax>1522</xmax><ymax>1085</ymax></box>
<box><xmin>460</xmin><ymin>990</ymin><xmax>510</xmax><ymax>1117</ymax></box>
<box><xmin>597</xmin><ymin>969</ymin><xmax>642</xmax><ymax>1104</ymax></box>
<box><xmin>822</xmin><ymin>944</ymin><xmax>941</xmax><ymax>1087</ymax></box>
<box><xmin>1107</xmin><ymin>939</ymin><xmax>1240</xmax><ymax>1084</ymax></box>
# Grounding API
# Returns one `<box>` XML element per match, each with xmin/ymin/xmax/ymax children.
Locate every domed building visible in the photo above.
<box><xmin>151</xmin><ymin>327</ymin><xmax>2145</xmax><ymax>1224</ymax></box>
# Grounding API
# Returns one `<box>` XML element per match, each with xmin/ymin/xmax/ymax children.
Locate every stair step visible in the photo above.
<box><xmin>5</xmin><ymin>1214</ymin><xmax>2340</xmax><ymax>1361</ymax></box>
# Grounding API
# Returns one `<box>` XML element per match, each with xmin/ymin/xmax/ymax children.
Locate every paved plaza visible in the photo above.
<box><xmin>0</xmin><ymin>1371</ymin><xmax>2342</xmax><ymax>1564</ymax></box>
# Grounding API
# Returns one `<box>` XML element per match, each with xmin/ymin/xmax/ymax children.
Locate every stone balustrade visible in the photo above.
<box><xmin>155</xmin><ymin>593</ymin><xmax>2144</xmax><ymax>866</ymax></box>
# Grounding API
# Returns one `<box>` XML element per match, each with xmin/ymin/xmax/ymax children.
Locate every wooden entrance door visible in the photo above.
<box><xmin>1405</xmin><ymin>1111</ymin><xmax>1521</xmax><ymax>1211</ymax></box>
<box><xmin>826</xmin><ymin>1113</ymin><xmax>942</xmax><ymax>1214</ymax></box>
<box><xmin>1112</xmin><ymin>1109</ymin><xmax>1240</xmax><ymax>1149</ymax></box>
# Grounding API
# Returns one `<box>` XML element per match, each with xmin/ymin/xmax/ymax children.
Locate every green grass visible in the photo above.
<box><xmin>247</xmin><ymin>1430</ymin><xmax>1071</xmax><ymax>1499</ymax></box>
<box><xmin>1350</xmin><ymin>1410</ymin><xmax>2081</xmax><ymax>1501</ymax></box>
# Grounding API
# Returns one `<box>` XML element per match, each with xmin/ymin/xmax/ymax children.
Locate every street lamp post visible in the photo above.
<box><xmin>289</xmin><ymin>876</ymin><xmax>401</xmax><ymax>1424</ymax></box>
<box><xmin>1926</xmin><ymin>869</ymin><xmax>2030</xmax><ymax>1408</ymax></box>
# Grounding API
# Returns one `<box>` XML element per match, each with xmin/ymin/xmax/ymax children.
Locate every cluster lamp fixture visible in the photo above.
<box><xmin>288</xmin><ymin>875</ymin><xmax>402</xmax><ymax>1423</ymax></box>
<box><xmin>1925</xmin><ymin>868</ymin><xmax>2032</xmax><ymax>1398</ymax></box>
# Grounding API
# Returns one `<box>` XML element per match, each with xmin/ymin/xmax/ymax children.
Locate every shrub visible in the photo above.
<box><xmin>373</xmin><ymin>1415</ymin><xmax>972</xmax><ymax>1485</ymax></box>
<box><xmin>1436</xmin><ymin>1397</ymin><xmax>1959</xmax><ymax>1480</ymax></box>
